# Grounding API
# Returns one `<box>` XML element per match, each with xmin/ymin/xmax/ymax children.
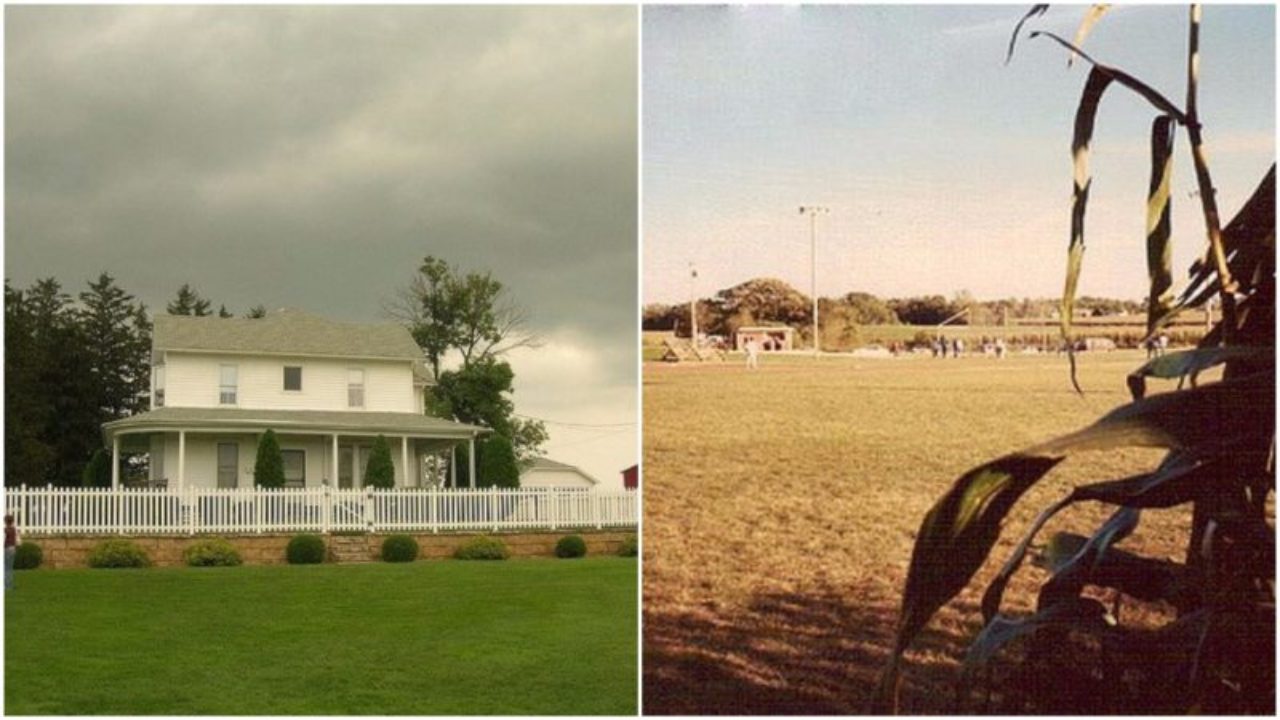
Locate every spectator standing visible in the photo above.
<box><xmin>4</xmin><ymin>514</ymin><xmax>16</xmax><ymax>591</ymax></box>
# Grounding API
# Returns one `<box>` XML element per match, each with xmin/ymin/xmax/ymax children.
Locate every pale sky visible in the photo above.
<box><xmin>644</xmin><ymin>5</ymin><xmax>1274</xmax><ymax>305</ymax></box>
<box><xmin>6</xmin><ymin>6</ymin><xmax>638</xmax><ymax>488</ymax></box>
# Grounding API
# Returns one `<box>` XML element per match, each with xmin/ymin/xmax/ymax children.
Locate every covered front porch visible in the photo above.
<box><xmin>102</xmin><ymin>407</ymin><xmax>488</xmax><ymax>490</ymax></box>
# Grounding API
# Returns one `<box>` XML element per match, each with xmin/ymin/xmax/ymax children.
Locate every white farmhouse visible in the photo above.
<box><xmin>102</xmin><ymin>309</ymin><xmax>486</xmax><ymax>490</ymax></box>
<box><xmin>519</xmin><ymin>458</ymin><xmax>600</xmax><ymax>489</ymax></box>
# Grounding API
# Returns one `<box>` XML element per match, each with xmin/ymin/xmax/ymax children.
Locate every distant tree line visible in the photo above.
<box><xmin>642</xmin><ymin>277</ymin><xmax>1146</xmax><ymax>340</ymax></box>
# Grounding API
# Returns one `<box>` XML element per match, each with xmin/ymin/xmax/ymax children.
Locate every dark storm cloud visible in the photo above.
<box><xmin>6</xmin><ymin>5</ymin><xmax>638</xmax><ymax>387</ymax></box>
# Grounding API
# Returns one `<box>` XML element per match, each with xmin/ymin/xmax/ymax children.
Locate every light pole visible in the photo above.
<box><xmin>799</xmin><ymin>206</ymin><xmax>829</xmax><ymax>356</ymax></box>
<box><xmin>688</xmin><ymin>263</ymin><xmax>699</xmax><ymax>347</ymax></box>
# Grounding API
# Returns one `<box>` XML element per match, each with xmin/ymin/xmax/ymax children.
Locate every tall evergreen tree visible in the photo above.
<box><xmin>5</xmin><ymin>280</ymin><xmax>55</xmax><ymax>486</ymax></box>
<box><xmin>5</xmin><ymin>278</ymin><xmax>102</xmax><ymax>486</ymax></box>
<box><xmin>5</xmin><ymin>274</ymin><xmax>149</xmax><ymax>487</ymax></box>
<box><xmin>81</xmin><ymin>448</ymin><xmax>113</xmax><ymax>488</ymax></box>
<box><xmin>38</xmin><ymin>278</ymin><xmax>101</xmax><ymax>487</ymax></box>
<box><xmin>167</xmin><ymin>283</ymin><xmax>212</xmax><ymax>316</ymax></box>
<box><xmin>79</xmin><ymin>273</ymin><xmax>151</xmax><ymax>420</ymax></box>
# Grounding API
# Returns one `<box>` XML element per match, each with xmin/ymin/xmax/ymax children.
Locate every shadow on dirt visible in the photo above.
<box><xmin>643</xmin><ymin>585</ymin><xmax>979</xmax><ymax>715</ymax></box>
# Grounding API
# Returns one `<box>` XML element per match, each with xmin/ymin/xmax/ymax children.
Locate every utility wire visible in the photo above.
<box><xmin>513</xmin><ymin>413</ymin><xmax>636</xmax><ymax>429</ymax></box>
<box><xmin>549</xmin><ymin>426</ymin><xmax>635</xmax><ymax>450</ymax></box>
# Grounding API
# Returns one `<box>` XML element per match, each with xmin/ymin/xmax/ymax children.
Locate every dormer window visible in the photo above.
<box><xmin>219</xmin><ymin>364</ymin><xmax>238</xmax><ymax>405</ymax></box>
<box><xmin>283</xmin><ymin>366</ymin><xmax>303</xmax><ymax>392</ymax></box>
<box><xmin>348</xmin><ymin>368</ymin><xmax>365</xmax><ymax>407</ymax></box>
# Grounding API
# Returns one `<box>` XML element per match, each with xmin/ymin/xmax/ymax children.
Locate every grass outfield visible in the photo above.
<box><xmin>5</xmin><ymin>558</ymin><xmax>637</xmax><ymax>715</ymax></box>
<box><xmin>642</xmin><ymin>351</ymin><xmax>1216</xmax><ymax>714</ymax></box>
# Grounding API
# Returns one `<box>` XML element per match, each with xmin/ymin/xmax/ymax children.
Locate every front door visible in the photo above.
<box><xmin>217</xmin><ymin>443</ymin><xmax>238</xmax><ymax>488</ymax></box>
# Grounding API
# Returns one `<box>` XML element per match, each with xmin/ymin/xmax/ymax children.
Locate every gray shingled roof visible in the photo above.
<box><xmin>411</xmin><ymin>360</ymin><xmax>434</xmax><ymax>384</ymax></box>
<box><xmin>522</xmin><ymin>457</ymin><xmax>600</xmax><ymax>484</ymax></box>
<box><xmin>104</xmin><ymin>407</ymin><xmax>486</xmax><ymax>443</ymax></box>
<box><xmin>153</xmin><ymin>308</ymin><xmax>424</xmax><ymax>360</ymax></box>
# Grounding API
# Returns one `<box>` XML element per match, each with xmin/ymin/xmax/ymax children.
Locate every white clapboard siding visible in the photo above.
<box><xmin>2</xmin><ymin>486</ymin><xmax>637</xmax><ymax>536</ymax></box>
<box><xmin>164</xmin><ymin>353</ymin><xmax>416</xmax><ymax>412</ymax></box>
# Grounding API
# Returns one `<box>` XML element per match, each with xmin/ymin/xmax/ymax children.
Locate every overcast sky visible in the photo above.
<box><xmin>644</xmin><ymin>5</ymin><xmax>1274</xmax><ymax>305</ymax></box>
<box><xmin>6</xmin><ymin>5</ymin><xmax>638</xmax><ymax>487</ymax></box>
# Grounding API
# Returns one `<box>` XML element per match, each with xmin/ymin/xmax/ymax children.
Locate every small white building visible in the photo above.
<box><xmin>102</xmin><ymin>309</ymin><xmax>486</xmax><ymax>489</ymax></box>
<box><xmin>519</xmin><ymin>458</ymin><xmax>599</xmax><ymax>489</ymax></box>
<box><xmin>734</xmin><ymin>326</ymin><xmax>795</xmax><ymax>352</ymax></box>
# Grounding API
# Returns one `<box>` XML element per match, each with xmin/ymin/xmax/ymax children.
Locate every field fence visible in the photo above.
<box><xmin>2</xmin><ymin>485</ymin><xmax>638</xmax><ymax>536</ymax></box>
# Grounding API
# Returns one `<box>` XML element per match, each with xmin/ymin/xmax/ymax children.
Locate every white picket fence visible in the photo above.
<box><xmin>2</xmin><ymin>486</ymin><xmax>638</xmax><ymax>536</ymax></box>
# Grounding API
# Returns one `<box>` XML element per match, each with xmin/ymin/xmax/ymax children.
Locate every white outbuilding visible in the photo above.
<box><xmin>519</xmin><ymin>457</ymin><xmax>600</xmax><ymax>489</ymax></box>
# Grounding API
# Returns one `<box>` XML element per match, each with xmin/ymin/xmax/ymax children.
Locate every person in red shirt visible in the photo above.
<box><xmin>4</xmin><ymin>514</ymin><xmax>16</xmax><ymax>591</ymax></box>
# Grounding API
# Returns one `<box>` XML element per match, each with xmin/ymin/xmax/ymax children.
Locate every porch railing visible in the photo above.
<box><xmin>2</xmin><ymin>485</ymin><xmax>638</xmax><ymax>536</ymax></box>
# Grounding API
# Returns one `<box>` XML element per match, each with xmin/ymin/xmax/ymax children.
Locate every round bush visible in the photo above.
<box><xmin>184</xmin><ymin>538</ymin><xmax>243</xmax><ymax>567</ymax></box>
<box><xmin>617</xmin><ymin>535</ymin><xmax>638</xmax><ymax>558</ymax></box>
<box><xmin>286</xmin><ymin>533</ymin><xmax>327</xmax><ymax>565</ymax></box>
<box><xmin>14</xmin><ymin>541</ymin><xmax>43</xmax><ymax>570</ymax></box>
<box><xmin>453</xmin><ymin>536</ymin><xmax>510</xmax><ymax>561</ymax></box>
<box><xmin>555</xmin><ymin>534</ymin><xmax>587</xmax><ymax>559</ymax></box>
<box><xmin>381</xmin><ymin>534</ymin><xmax>419</xmax><ymax>563</ymax></box>
<box><xmin>87</xmin><ymin>539</ymin><xmax>151</xmax><ymax>569</ymax></box>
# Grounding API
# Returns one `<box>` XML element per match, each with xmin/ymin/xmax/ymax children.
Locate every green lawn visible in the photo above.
<box><xmin>5</xmin><ymin>558</ymin><xmax>637</xmax><ymax>715</ymax></box>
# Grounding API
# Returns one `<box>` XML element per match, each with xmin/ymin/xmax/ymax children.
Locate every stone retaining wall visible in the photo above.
<box><xmin>26</xmin><ymin>530</ymin><xmax>636</xmax><ymax>569</ymax></box>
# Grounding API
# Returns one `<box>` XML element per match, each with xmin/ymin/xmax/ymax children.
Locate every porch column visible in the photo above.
<box><xmin>332</xmin><ymin>434</ymin><xmax>339</xmax><ymax>487</ymax></box>
<box><xmin>468</xmin><ymin>434</ymin><xmax>476</xmax><ymax>489</ymax></box>
<box><xmin>401</xmin><ymin>436</ymin><xmax>410</xmax><ymax>488</ymax></box>
<box><xmin>178</xmin><ymin>430</ymin><xmax>186</xmax><ymax>491</ymax></box>
<box><xmin>111</xmin><ymin>434</ymin><xmax>120</xmax><ymax>489</ymax></box>
<box><xmin>450</xmin><ymin>446</ymin><xmax>457</xmax><ymax>488</ymax></box>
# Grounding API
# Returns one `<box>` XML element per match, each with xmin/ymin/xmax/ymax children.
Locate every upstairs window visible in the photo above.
<box><xmin>348</xmin><ymin>368</ymin><xmax>365</xmax><ymax>408</ymax></box>
<box><xmin>219</xmin><ymin>364</ymin><xmax>237</xmax><ymax>405</ymax></box>
<box><xmin>154</xmin><ymin>365</ymin><xmax>166</xmax><ymax>408</ymax></box>
<box><xmin>283</xmin><ymin>366</ymin><xmax>303</xmax><ymax>392</ymax></box>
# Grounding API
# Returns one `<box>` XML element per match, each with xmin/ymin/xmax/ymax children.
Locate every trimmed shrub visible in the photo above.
<box><xmin>81</xmin><ymin>448</ymin><xmax>112</xmax><ymax>488</ymax></box>
<box><xmin>255</xmin><ymin>429</ymin><xmax>285</xmax><ymax>488</ymax></box>
<box><xmin>453</xmin><ymin>536</ymin><xmax>510</xmax><ymax>561</ymax></box>
<box><xmin>183</xmin><ymin>538</ymin><xmax>243</xmax><ymax>567</ymax></box>
<box><xmin>617</xmin><ymin>535</ymin><xmax>638</xmax><ymax>558</ymax></box>
<box><xmin>14</xmin><ymin>541</ymin><xmax>43</xmax><ymax>570</ymax></box>
<box><xmin>381</xmin><ymin>534</ymin><xmax>419</xmax><ymax>563</ymax></box>
<box><xmin>364</xmin><ymin>435</ymin><xmax>395</xmax><ymax>489</ymax></box>
<box><xmin>87</xmin><ymin>539</ymin><xmax>151</xmax><ymax>569</ymax></box>
<box><xmin>555</xmin><ymin>534</ymin><xmax>587</xmax><ymax>559</ymax></box>
<box><xmin>286</xmin><ymin>533</ymin><xmax>326</xmax><ymax>564</ymax></box>
<box><xmin>477</xmin><ymin>434</ymin><xmax>520</xmax><ymax>488</ymax></box>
